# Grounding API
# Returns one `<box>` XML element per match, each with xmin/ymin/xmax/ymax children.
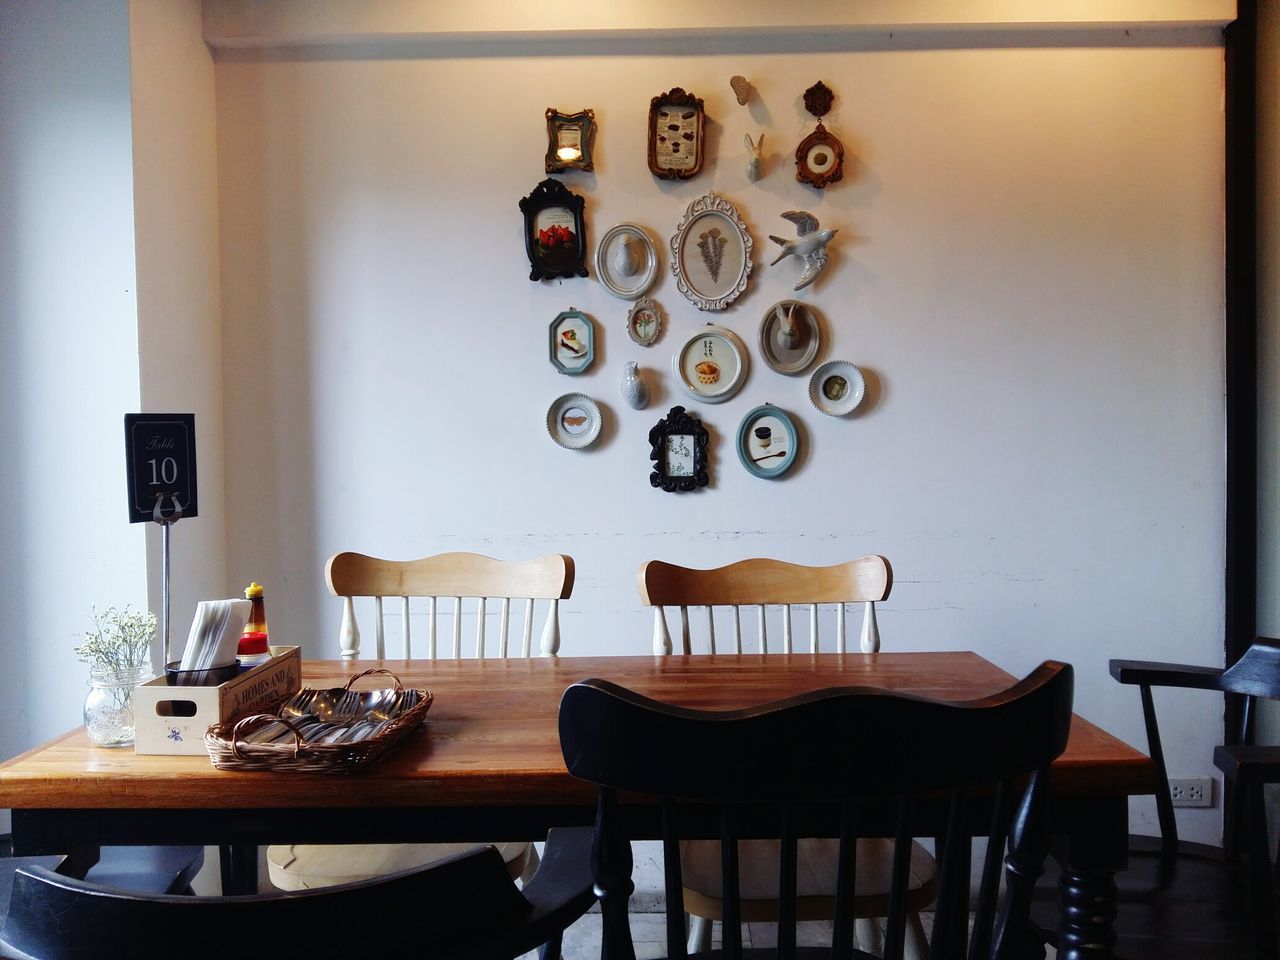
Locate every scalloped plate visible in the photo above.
<box><xmin>808</xmin><ymin>360</ymin><xmax>865</xmax><ymax>417</ymax></box>
<box><xmin>547</xmin><ymin>393</ymin><xmax>603</xmax><ymax>449</ymax></box>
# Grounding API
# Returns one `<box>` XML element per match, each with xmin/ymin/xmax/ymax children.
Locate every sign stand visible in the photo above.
<box><xmin>151</xmin><ymin>494</ymin><xmax>184</xmax><ymax>667</ymax></box>
<box><xmin>125</xmin><ymin>413</ymin><xmax>199</xmax><ymax>671</ymax></box>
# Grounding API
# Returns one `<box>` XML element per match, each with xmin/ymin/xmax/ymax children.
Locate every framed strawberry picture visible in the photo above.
<box><xmin>519</xmin><ymin>178</ymin><xmax>588</xmax><ymax>281</ymax></box>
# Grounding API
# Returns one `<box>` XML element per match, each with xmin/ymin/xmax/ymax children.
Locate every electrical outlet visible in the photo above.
<box><xmin>1169</xmin><ymin>777</ymin><xmax>1214</xmax><ymax>808</ymax></box>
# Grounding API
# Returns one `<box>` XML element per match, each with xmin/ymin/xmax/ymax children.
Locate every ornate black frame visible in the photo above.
<box><xmin>519</xmin><ymin>179</ymin><xmax>588</xmax><ymax>282</ymax></box>
<box><xmin>648</xmin><ymin>405</ymin><xmax>709</xmax><ymax>493</ymax></box>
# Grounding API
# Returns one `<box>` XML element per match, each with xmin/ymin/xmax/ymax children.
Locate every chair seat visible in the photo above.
<box><xmin>680</xmin><ymin>838</ymin><xmax>938</xmax><ymax>919</ymax></box>
<box><xmin>267</xmin><ymin>841</ymin><xmax>532</xmax><ymax>891</ymax></box>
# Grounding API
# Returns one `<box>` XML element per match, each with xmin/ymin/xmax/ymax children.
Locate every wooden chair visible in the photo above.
<box><xmin>0</xmin><ymin>828</ymin><xmax>595</xmax><ymax>960</ymax></box>
<box><xmin>639</xmin><ymin>556</ymin><xmax>934</xmax><ymax>955</ymax></box>
<box><xmin>267</xmin><ymin>551</ymin><xmax>574</xmax><ymax>892</ymax></box>
<box><xmin>640</xmin><ymin>556</ymin><xmax>891</xmax><ymax>656</ymax></box>
<box><xmin>558</xmin><ymin>662</ymin><xmax>1075</xmax><ymax>960</ymax></box>
<box><xmin>1110</xmin><ymin>637</ymin><xmax>1280</xmax><ymax>958</ymax></box>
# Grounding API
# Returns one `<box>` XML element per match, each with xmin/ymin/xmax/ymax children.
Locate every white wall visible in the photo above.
<box><xmin>129</xmin><ymin>0</ymin><xmax>229</xmax><ymax>655</ymax></box>
<box><xmin>213</xmin><ymin>26</ymin><xmax>1228</xmax><ymax>839</ymax></box>
<box><xmin>0</xmin><ymin>0</ymin><xmax>147</xmax><ymax>831</ymax></box>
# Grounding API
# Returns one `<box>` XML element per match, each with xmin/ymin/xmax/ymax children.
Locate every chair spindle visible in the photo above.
<box><xmin>400</xmin><ymin>597</ymin><xmax>411</xmax><ymax>657</ymax></box>
<box><xmin>705</xmin><ymin>606</ymin><xmax>716</xmax><ymax>654</ymax></box>
<box><xmin>594</xmin><ymin>787</ymin><xmax>637</xmax><ymax>960</ymax></box>
<box><xmin>660</xmin><ymin>800</ymin><xmax>688</xmax><ymax>960</ymax></box>
<box><xmin>731</xmin><ymin>606</ymin><xmax>742</xmax><ymax>653</ymax></box>
<box><xmin>758</xmin><ymin>605</ymin><xmax>768</xmax><ymax>654</ymax></box>
<box><xmin>860</xmin><ymin>600</ymin><xmax>880</xmax><ymax>653</ymax></box>
<box><xmin>426</xmin><ymin>595</ymin><xmax>437</xmax><ymax>659</ymax></box>
<box><xmin>373</xmin><ymin>596</ymin><xmax>386</xmax><ymax>659</ymax></box>
<box><xmin>783</xmin><ymin>604</ymin><xmax>793</xmax><ymax>653</ymax></box>
<box><xmin>339</xmin><ymin>596</ymin><xmax>360</xmax><ymax>660</ymax></box>
<box><xmin>720</xmin><ymin>805</ymin><xmax>743</xmax><ymax>960</ymax></box>
<box><xmin>678</xmin><ymin>606</ymin><xmax>691</xmax><ymax>655</ymax></box>
<box><xmin>931</xmin><ymin>789</ymin><xmax>973</xmax><ymax>959</ymax></box>
<box><xmin>836</xmin><ymin>602</ymin><xmax>847</xmax><ymax>654</ymax></box>
<box><xmin>521</xmin><ymin>598</ymin><xmax>534</xmax><ymax>657</ymax></box>
<box><xmin>653</xmin><ymin>607</ymin><xmax>672</xmax><ymax>656</ymax></box>
<box><xmin>883</xmin><ymin>796</ymin><xmax>913</xmax><ymax>960</ymax></box>
<box><xmin>831</xmin><ymin>800</ymin><xmax>857</xmax><ymax>960</ymax></box>
<box><xmin>539</xmin><ymin>598</ymin><xmax>561</xmax><ymax>656</ymax></box>
<box><xmin>968</xmin><ymin>781</ymin><xmax>1013</xmax><ymax>960</ymax></box>
<box><xmin>450</xmin><ymin>596</ymin><xmax>461</xmax><ymax>658</ymax></box>
<box><xmin>809</xmin><ymin>603</ymin><xmax>819</xmax><ymax>653</ymax></box>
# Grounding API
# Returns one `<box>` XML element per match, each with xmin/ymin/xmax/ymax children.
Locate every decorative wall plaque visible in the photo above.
<box><xmin>795</xmin><ymin>81</ymin><xmax>845</xmax><ymax>189</ymax></box>
<box><xmin>648</xmin><ymin>88</ymin><xmax>705</xmax><ymax>180</ymax></box>
<box><xmin>545</xmin><ymin>108</ymin><xmax>596</xmax><ymax>173</ymax></box>
<box><xmin>670</xmin><ymin>193</ymin><xmax>754</xmax><ymax>312</ymax></box>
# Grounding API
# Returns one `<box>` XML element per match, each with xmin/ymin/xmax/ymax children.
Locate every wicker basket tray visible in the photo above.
<box><xmin>203</xmin><ymin>668</ymin><xmax>434</xmax><ymax>773</ymax></box>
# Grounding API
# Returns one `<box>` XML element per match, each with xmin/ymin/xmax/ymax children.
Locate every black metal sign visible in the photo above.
<box><xmin>124</xmin><ymin>413</ymin><xmax>198</xmax><ymax>523</ymax></box>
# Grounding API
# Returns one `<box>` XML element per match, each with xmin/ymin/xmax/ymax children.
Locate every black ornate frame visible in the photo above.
<box><xmin>648</xmin><ymin>405</ymin><xmax>709</xmax><ymax>493</ymax></box>
<box><xmin>519</xmin><ymin>179</ymin><xmax>589</xmax><ymax>282</ymax></box>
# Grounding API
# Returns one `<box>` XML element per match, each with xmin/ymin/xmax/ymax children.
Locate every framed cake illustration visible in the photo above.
<box><xmin>671</xmin><ymin>325</ymin><xmax>748</xmax><ymax>404</ymax></box>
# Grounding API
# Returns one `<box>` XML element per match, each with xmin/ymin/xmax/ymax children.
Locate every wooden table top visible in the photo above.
<box><xmin>0</xmin><ymin>653</ymin><xmax>1157</xmax><ymax>810</ymax></box>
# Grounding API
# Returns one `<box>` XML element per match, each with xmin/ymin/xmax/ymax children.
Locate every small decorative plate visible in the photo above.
<box><xmin>672</xmin><ymin>325</ymin><xmax>749</xmax><ymax>404</ymax></box>
<box><xmin>759</xmin><ymin>300</ymin><xmax>821</xmax><ymax>375</ymax></box>
<box><xmin>549</xmin><ymin>309</ymin><xmax>595</xmax><ymax>375</ymax></box>
<box><xmin>547</xmin><ymin>393</ymin><xmax>603</xmax><ymax>450</ymax></box>
<box><xmin>737</xmin><ymin>405</ymin><xmax>800</xmax><ymax>480</ymax></box>
<box><xmin>626</xmin><ymin>297</ymin><xmax>663</xmax><ymax>346</ymax></box>
<box><xmin>808</xmin><ymin>360</ymin><xmax>865</xmax><ymax>417</ymax></box>
<box><xmin>596</xmin><ymin>224</ymin><xmax>659</xmax><ymax>300</ymax></box>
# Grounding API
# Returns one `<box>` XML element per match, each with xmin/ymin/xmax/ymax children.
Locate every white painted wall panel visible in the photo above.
<box><xmin>216</xmin><ymin>41</ymin><xmax>1227</xmax><ymax>839</ymax></box>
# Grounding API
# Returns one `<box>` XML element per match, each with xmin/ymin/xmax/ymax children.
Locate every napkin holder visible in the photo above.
<box><xmin>134</xmin><ymin>646</ymin><xmax>301</xmax><ymax>756</ymax></box>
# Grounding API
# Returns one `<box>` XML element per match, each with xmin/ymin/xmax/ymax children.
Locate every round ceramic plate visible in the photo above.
<box><xmin>737</xmin><ymin>405</ymin><xmax>800</xmax><ymax>479</ymax></box>
<box><xmin>808</xmin><ymin>360</ymin><xmax>865</xmax><ymax>417</ymax></box>
<box><xmin>759</xmin><ymin>300</ymin><xmax>821</xmax><ymax>375</ymax></box>
<box><xmin>547</xmin><ymin>393</ymin><xmax>603</xmax><ymax>449</ymax></box>
<box><xmin>596</xmin><ymin>224</ymin><xmax>659</xmax><ymax>300</ymax></box>
<box><xmin>672</xmin><ymin>325</ymin><xmax>749</xmax><ymax>404</ymax></box>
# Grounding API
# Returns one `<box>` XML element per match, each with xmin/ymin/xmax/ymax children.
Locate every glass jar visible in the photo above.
<box><xmin>83</xmin><ymin>665</ymin><xmax>151</xmax><ymax>747</ymax></box>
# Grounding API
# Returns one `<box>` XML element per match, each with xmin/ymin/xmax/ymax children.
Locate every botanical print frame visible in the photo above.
<box><xmin>648</xmin><ymin>88</ymin><xmax>705</xmax><ymax>180</ymax></box>
<box><xmin>519</xmin><ymin>179</ymin><xmax>588</xmax><ymax>282</ymax></box>
<box><xmin>671</xmin><ymin>325</ymin><xmax>749</xmax><ymax>404</ymax></box>
<box><xmin>736</xmin><ymin>404</ymin><xmax>800</xmax><ymax>480</ymax></box>
<box><xmin>670</xmin><ymin>193</ymin><xmax>754</xmax><ymax>312</ymax></box>
<box><xmin>649</xmin><ymin>405</ymin><xmax>709</xmax><ymax>493</ymax></box>
<box><xmin>626</xmin><ymin>297</ymin><xmax>662</xmax><ymax>346</ymax></box>
<box><xmin>545</xmin><ymin>108</ymin><xmax>596</xmax><ymax>173</ymax></box>
<box><xmin>595</xmin><ymin>223</ymin><xmax>659</xmax><ymax>300</ymax></box>
<box><xmin>549</xmin><ymin>309</ymin><xmax>595</xmax><ymax>375</ymax></box>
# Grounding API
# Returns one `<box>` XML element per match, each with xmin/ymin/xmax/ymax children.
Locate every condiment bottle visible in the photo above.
<box><xmin>242</xmin><ymin>581</ymin><xmax>269</xmax><ymax>640</ymax></box>
<box><xmin>237</xmin><ymin>631</ymin><xmax>272</xmax><ymax>668</ymax></box>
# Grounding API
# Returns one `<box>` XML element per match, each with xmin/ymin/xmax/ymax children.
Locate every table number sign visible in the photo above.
<box><xmin>124</xmin><ymin>413</ymin><xmax>198</xmax><ymax>523</ymax></box>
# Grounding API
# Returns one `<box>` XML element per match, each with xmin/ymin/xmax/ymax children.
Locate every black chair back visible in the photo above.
<box><xmin>559</xmin><ymin>661</ymin><xmax>1074</xmax><ymax>960</ymax></box>
<box><xmin>0</xmin><ymin>829</ymin><xmax>596</xmax><ymax>960</ymax></box>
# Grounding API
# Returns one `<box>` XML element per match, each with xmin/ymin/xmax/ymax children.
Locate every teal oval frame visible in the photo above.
<box><xmin>736</xmin><ymin>404</ymin><xmax>799</xmax><ymax>480</ymax></box>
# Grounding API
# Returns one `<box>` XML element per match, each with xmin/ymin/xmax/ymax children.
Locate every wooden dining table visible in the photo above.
<box><xmin>0</xmin><ymin>652</ymin><xmax>1156</xmax><ymax>959</ymax></box>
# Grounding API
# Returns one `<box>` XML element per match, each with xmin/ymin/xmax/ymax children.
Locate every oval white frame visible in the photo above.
<box><xmin>595</xmin><ymin>223</ymin><xmax>659</xmax><ymax>300</ymax></box>
<box><xmin>671</xmin><ymin>325</ymin><xmax>750</xmax><ymax>404</ymax></box>
<box><xmin>670</xmin><ymin>193</ymin><xmax>754</xmax><ymax>312</ymax></box>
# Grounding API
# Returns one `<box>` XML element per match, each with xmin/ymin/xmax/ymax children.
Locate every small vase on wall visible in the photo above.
<box><xmin>621</xmin><ymin>362</ymin><xmax>649</xmax><ymax>410</ymax></box>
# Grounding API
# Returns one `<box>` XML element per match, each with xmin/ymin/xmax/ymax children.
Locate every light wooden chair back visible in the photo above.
<box><xmin>638</xmin><ymin>556</ymin><xmax>892</xmax><ymax>656</ymax></box>
<box><xmin>329</xmin><ymin>551</ymin><xmax>575</xmax><ymax>660</ymax></box>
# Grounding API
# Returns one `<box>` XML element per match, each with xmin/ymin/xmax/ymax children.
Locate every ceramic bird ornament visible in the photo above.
<box><xmin>768</xmin><ymin>211</ymin><xmax>837</xmax><ymax>291</ymax></box>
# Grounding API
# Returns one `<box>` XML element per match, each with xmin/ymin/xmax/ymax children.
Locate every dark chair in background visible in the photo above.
<box><xmin>0</xmin><ymin>827</ymin><xmax>595</xmax><ymax>960</ymax></box>
<box><xmin>559</xmin><ymin>661</ymin><xmax>1074</xmax><ymax>960</ymax></box>
<box><xmin>0</xmin><ymin>837</ymin><xmax>202</xmax><ymax>896</ymax></box>
<box><xmin>1110</xmin><ymin>637</ymin><xmax>1280</xmax><ymax>958</ymax></box>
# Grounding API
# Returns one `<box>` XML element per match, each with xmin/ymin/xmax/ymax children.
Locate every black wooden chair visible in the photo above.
<box><xmin>1110</xmin><ymin>637</ymin><xmax>1280</xmax><ymax>958</ymax></box>
<box><xmin>0</xmin><ymin>827</ymin><xmax>595</xmax><ymax>960</ymax></box>
<box><xmin>558</xmin><ymin>661</ymin><xmax>1074</xmax><ymax>960</ymax></box>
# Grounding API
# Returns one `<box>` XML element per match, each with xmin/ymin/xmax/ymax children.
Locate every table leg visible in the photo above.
<box><xmin>219</xmin><ymin>843</ymin><xmax>258</xmax><ymax>895</ymax></box>
<box><xmin>1053</xmin><ymin>796</ymin><xmax>1129</xmax><ymax>960</ymax></box>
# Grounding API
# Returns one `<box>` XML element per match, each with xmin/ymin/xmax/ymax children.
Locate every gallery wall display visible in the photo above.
<box><xmin>736</xmin><ymin>404</ymin><xmax>800</xmax><ymax>480</ymax></box>
<box><xmin>671</xmin><ymin>193</ymin><xmax>754</xmax><ymax>312</ymax></box>
<box><xmin>519</xmin><ymin>179</ymin><xmax>588</xmax><ymax>281</ymax></box>
<box><xmin>648</xmin><ymin>88</ymin><xmax>705</xmax><ymax>180</ymax></box>
<box><xmin>544</xmin><ymin>108</ymin><xmax>596</xmax><ymax>173</ymax></box>
<box><xmin>795</xmin><ymin>81</ymin><xmax>845</xmax><ymax>189</ymax></box>
<box><xmin>549</xmin><ymin>309</ymin><xmax>596</xmax><ymax>375</ymax></box>
<box><xmin>595</xmin><ymin>223</ymin><xmax>659</xmax><ymax>300</ymax></box>
<box><xmin>626</xmin><ymin>297</ymin><xmax>662</xmax><ymax>346</ymax></box>
<box><xmin>649</xmin><ymin>405</ymin><xmax>709</xmax><ymax>492</ymax></box>
<box><xmin>547</xmin><ymin>393</ymin><xmax>603</xmax><ymax>450</ymax></box>
<box><xmin>808</xmin><ymin>359</ymin><xmax>866</xmax><ymax>417</ymax></box>
<box><xmin>768</xmin><ymin>211</ymin><xmax>836</xmax><ymax>291</ymax></box>
<box><xmin>672</xmin><ymin>325</ymin><xmax>749</xmax><ymax>404</ymax></box>
<box><xmin>758</xmin><ymin>300</ymin><xmax>821</xmax><ymax>375</ymax></box>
